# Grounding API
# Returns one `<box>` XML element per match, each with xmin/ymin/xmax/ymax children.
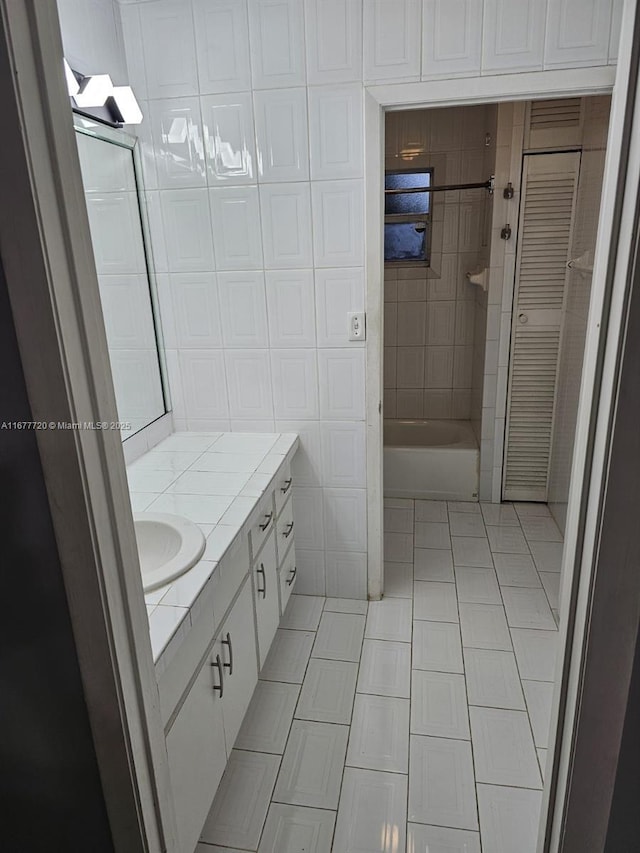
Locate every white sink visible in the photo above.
<box><xmin>134</xmin><ymin>512</ymin><xmax>206</xmax><ymax>592</ymax></box>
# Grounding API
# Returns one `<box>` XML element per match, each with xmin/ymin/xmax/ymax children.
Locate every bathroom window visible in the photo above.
<box><xmin>384</xmin><ymin>169</ymin><xmax>432</xmax><ymax>264</ymax></box>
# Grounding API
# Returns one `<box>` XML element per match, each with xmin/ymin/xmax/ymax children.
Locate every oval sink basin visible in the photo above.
<box><xmin>134</xmin><ymin>512</ymin><xmax>206</xmax><ymax>592</ymax></box>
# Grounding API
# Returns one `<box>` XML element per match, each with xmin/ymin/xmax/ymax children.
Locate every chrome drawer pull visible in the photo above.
<box><xmin>222</xmin><ymin>632</ymin><xmax>233</xmax><ymax>675</ymax></box>
<box><xmin>283</xmin><ymin>521</ymin><xmax>294</xmax><ymax>539</ymax></box>
<box><xmin>286</xmin><ymin>566</ymin><xmax>297</xmax><ymax>586</ymax></box>
<box><xmin>259</xmin><ymin>512</ymin><xmax>273</xmax><ymax>531</ymax></box>
<box><xmin>257</xmin><ymin>563</ymin><xmax>267</xmax><ymax>598</ymax></box>
<box><xmin>281</xmin><ymin>478</ymin><xmax>292</xmax><ymax>494</ymax></box>
<box><xmin>211</xmin><ymin>654</ymin><xmax>224</xmax><ymax>697</ymax></box>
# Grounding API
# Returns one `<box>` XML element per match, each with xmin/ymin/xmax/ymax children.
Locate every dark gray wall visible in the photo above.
<box><xmin>0</xmin><ymin>258</ymin><xmax>114</xmax><ymax>852</ymax></box>
<box><xmin>605</xmin><ymin>631</ymin><xmax>640</xmax><ymax>851</ymax></box>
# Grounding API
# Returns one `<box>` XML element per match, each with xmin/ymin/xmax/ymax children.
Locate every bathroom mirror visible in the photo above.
<box><xmin>74</xmin><ymin>117</ymin><xmax>169</xmax><ymax>438</ymax></box>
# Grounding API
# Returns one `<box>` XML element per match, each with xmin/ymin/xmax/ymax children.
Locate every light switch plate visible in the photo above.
<box><xmin>348</xmin><ymin>312</ymin><xmax>366</xmax><ymax>341</ymax></box>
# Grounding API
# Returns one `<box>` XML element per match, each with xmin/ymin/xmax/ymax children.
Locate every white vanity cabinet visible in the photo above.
<box><xmin>219</xmin><ymin>578</ymin><xmax>258</xmax><ymax>751</ymax></box>
<box><xmin>155</xmin><ymin>441</ymin><xmax>299</xmax><ymax>853</ymax></box>
<box><xmin>252</xmin><ymin>529</ymin><xmax>280</xmax><ymax>669</ymax></box>
<box><xmin>165</xmin><ymin>637</ymin><xmax>227</xmax><ymax>853</ymax></box>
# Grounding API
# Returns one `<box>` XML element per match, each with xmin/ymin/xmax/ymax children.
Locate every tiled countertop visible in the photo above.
<box><xmin>126</xmin><ymin>431</ymin><xmax>299</xmax><ymax>669</ymax></box>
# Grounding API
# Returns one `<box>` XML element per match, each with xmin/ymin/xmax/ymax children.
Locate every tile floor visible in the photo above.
<box><xmin>197</xmin><ymin>499</ymin><xmax>562</xmax><ymax>853</ymax></box>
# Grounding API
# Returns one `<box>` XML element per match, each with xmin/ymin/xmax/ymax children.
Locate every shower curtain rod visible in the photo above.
<box><xmin>385</xmin><ymin>176</ymin><xmax>495</xmax><ymax>195</ymax></box>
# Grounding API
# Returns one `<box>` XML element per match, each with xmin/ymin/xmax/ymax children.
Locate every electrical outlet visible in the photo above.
<box><xmin>348</xmin><ymin>312</ymin><xmax>366</xmax><ymax>341</ymax></box>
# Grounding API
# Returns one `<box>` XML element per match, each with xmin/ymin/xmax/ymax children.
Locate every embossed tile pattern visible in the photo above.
<box><xmin>204</xmin><ymin>499</ymin><xmax>560</xmax><ymax>852</ymax></box>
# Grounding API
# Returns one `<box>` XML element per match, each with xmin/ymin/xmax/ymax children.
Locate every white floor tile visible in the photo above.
<box><xmin>493</xmin><ymin>553</ymin><xmax>542</xmax><ymax>588</ymax></box>
<box><xmin>261</xmin><ymin>629</ymin><xmax>316</xmax><ymax>683</ymax></box>
<box><xmin>280</xmin><ymin>595</ymin><xmax>325</xmax><ymax>631</ymax></box>
<box><xmin>413</xmin><ymin>620</ymin><xmax>464</xmax><ymax>674</ymax></box>
<box><xmin>481</xmin><ymin>503</ymin><xmax>519</xmax><ymax>527</ymax></box>
<box><xmin>449</xmin><ymin>512</ymin><xmax>486</xmax><ymax>537</ymax></box>
<box><xmin>384</xmin><ymin>561</ymin><xmax>414</xmax><ymax>598</ymax></box>
<box><xmin>406</xmin><ymin>824</ymin><xmax>481</xmax><ymax>853</ymax></box>
<box><xmin>540</xmin><ymin>572</ymin><xmax>561</xmax><ymax>610</ymax></box>
<box><xmin>529</xmin><ymin>540</ymin><xmax>563</xmax><ymax>572</ymax></box>
<box><xmin>324</xmin><ymin>598</ymin><xmax>368</xmax><ymax>614</ymax></box>
<box><xmin>415</xmin><ymin>522</ymin><xmax>451</xmax><ymax>549</ymax></box>
<box><xmin>477</xmin><ymin>784</ymin><xmax>543</xmax><ymax>853</ymax></box>
<box><xmin>347</xmin><ymin>694</ymin><xmax>410</xmax><ymax>773</ymax></box>
<box><xmin>501</xmin><ymin>587</ymin><xmax>556</xmax><ymax>630</ymax></box>
<box><xmin>408</xmin><ymin>735</ymin><xmax>478</xmax><ymax>830</ymax></box>
<box><xmin>414</xmin><ymin>548</ymin><xmax>455</xmax><ymax>581</ymax></box>
<box><xmin>455</xmin><ymin>567</ymin><xmax>502</xmax><ymax>605</ymax></box>
<box><xmin>469</xmin><ymin>706</ymin><xmax>541</xmax><ymax>789</ymax></box>
<box><xmin>459</xmin><ymin>603</ymin><xmax>512</xmax><ymax>651</ymax></box>
<box><xmin>366</xmin><ymin>597</ymin><xmax>413</xmax><ymax>642</ymax></box>
<box><xmin>452</xmin><ymin>537</ymin><xmax>493</xmax><ymax>568</ymax></box>
<box><xmin>333</xmin><ymin>768</ymin><xmax>407</xmax><ymax>853</ymax></box>
<box><xmin>514</xmin><ymin>502</ymin><xmax>550</xmax><ymax>518</ymax></box>
<box><xmin>384</xmin><ymin>531</ymin><xmax>414</xmax><ymax>563</ymax></box>
<box><xmin>414</xmin><ymin>581</ymin><xmax>459</xmax><ymax>622</ymax></box>
<box><xmin>235</xmin><ymin>681</ymin><xmax>301</xmax><ymax>754</ymax></box>
<box><xmin>358</xmin><ymin>639</ymin><xmax>411</xmax><ymax>698</ymax></box>
<box><xmin>522</xmin><ymin>680</ymin><xmax>554</xmax><ymax>749</ymax></box>
<box><xmin>415</xmin><ymin>499</ymin><xmax>448</xmax><ymax>522</ymax></box>
<box><xmin>411</xmin><ymin>671</ymin><xmax>470</xmax><ymax>740</ymax></box>
<box><xmin>296</xmin><ymin>659</ymin><xmax>358</xmax><ymax>725</ymax></box>
<box><xmin>273</xmin><ymin>720</ymin><xmax>349</xmax><ymax>810</ymax></box>
<box><xmin>520</xmin><ymin>515</ymin><xmax>563</xmax><ymax>542</ymax></box>
<box><xmin>486</xmin><ymin>525</ymin><xmax>529</xmax><ymax>555</ymax></box>
<box><xmin>463</xmin><ymin>648</ymin><xmax>526</xmax><ymax>711</ymax></box>
<box><xmin>313</xmin><ymin>612</ymin><xmax>366</xmax><ymax>662</ymax></box>
<box><xmin>258</xmin><ymin>804</ymin><xmax>335</xmax><ymax>853</ymax></box>
<box><xmin>384</xmin><ymin>505</ymin><xmax>414</xmax><ymax>533</ymax></box>
<box><xmin>448</xmin><ymin>501</ymin><xmax>481</xmax><ymax>514</ymax></box>
<box><xmin>201</xmin><ymin>749</ymin><xmax>280</xmax><ymax>849</ymax></box>
<box><xmin>511</xmin><ymin>629</ymin><xmax>558</xmax><ymax>682</ymax></box>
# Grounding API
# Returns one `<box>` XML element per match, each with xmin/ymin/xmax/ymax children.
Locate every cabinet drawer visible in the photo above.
<box><xmin>215</xmin><ymin>533</ymin><xmax>250</xmax><ymax>627</ymax></box>
<box><xmin>274</xmin><ymin>463</ymin><xmax>293</xmax><ymax>515</ymax></box>
<box><xmin>276</xmin><ymin>494</ymin><xmax>295</xmax><ymax>560</ymax></box>
<box><xmin>254</xmin><ymin>530</ymin><xmax>280</xmax><ymax>669</ymax></box>
<box><xmin>279</xmin><ymin>541</ymin><xmax>297</xmax><ymax>615</ymax></box>
<box><xmin>249</xmin><ymin>492</ymin><xmax>276</xmax><ymax>561</ymax></box>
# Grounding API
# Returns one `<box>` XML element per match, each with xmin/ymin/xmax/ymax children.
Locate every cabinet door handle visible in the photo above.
<box><xmin>211</xmin><ymin>654</ymin><xmax>224</xmax><ymax>698</ymax></box>
<box><xmin>221</xmin><ymin>632</ymin><xmax>233</xmax><ymax>675</ymax></box>
<box><xmin>259</xmin><ymin>512</ymin><xmax>273</xmax><ymax>531</ymax></box>
<box><xmin>281</xmin><ymin>478</ymin><xmax>292</xmax><ymax>494</ymax></box>
<box><xmin>257</xmin><ymin>563</ymin><xmax>267</xmax><ymax>598</ymax></box>
<box><xmin>286</xmin><ymin>566</ymin><xmax>297</xmax><ymax>586</ymax></box>
<box><xmin>283</xmin><ymin>520</ymin><xmax>294</xmax><ymax>539</ymax></box>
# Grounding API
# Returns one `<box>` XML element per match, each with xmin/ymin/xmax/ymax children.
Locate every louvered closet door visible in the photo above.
<box><xmin>503</xmin><ymin>151</ymin><xmax>581</xmax><ymax>501</ymax></box>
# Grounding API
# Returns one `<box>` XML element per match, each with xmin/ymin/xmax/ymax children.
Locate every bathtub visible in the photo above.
<box><xmin>384</xmin><ymin>419</ymin><xmax>479</xmax><ymax>501</ymax></box>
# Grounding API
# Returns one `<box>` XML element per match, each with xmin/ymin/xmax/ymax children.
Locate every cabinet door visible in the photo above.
<box><xmin>220</xmin><ymin>578</ymin><xmax>259</xmax><ymax>751</ymax></box>
<box><xmin>279</xmin><ymin>540</ymin><xmax>297</xmax><ymax>615</ymax></box>
<box><xmin>166</xmin><ymin>640</ymin><xmax>227</xmax><ymax>853</ymax></box>
<box><xmin>253</xmin><ymin>530</ymin><xmax>280</xmax><ymax>669</ymax></box>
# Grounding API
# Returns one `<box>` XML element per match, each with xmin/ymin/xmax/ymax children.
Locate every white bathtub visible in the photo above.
<box><xmin>384</xmin><ymin>419</ymin><xmax>479</xmax><ymax>501</ymax></box>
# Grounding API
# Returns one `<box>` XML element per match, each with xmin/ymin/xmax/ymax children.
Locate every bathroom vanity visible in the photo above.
<box><xmin>129</xmin><ymin>432</ymin><xmax>298</xmax><ymax>852</ymax></box>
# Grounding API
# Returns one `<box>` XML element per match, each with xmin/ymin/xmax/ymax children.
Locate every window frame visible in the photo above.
<box><xmin>384</xmin><ymin>166</ymin><xmax>434</xmax><ymax>267</ymax></box>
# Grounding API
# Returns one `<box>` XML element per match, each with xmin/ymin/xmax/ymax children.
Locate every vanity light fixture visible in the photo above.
<box><xmin>73</xmin><ymin>73</ymin><xmax>114</xmax><ymax>108</ymax></box>
<box><xmin>109</xmin><ymin>86</ymin><xmax>144</xmax><ymax>125</ymax></box>
<box><xmin>65</xmin><ymin>60</ymin><xmax>144</xmax><ymax>126</ymax></box>
<box><xmin>63</xmin><ymin>58</ymin><xmax>80</xmax><ymax>96</ymax></box>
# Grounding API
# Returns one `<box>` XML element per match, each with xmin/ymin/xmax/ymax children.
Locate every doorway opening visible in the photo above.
<box><xmin>377</xmin><ymin>94</ymin><xmax>611</xmax><ymax>851</ymax></box>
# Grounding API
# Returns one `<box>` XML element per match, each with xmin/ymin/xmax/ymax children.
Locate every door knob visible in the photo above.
<box><xmin>518</xmin><ymin>313</ymin><xmax>528</xmax><ymax>324</ymax></box>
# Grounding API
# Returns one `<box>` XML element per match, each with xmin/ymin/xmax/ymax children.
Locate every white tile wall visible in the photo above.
<box><xmin>254</xmin><ymin>88</ymin><xmax>310</xmax><ymax>182</ymax></box>
<box><xmin>259</xmin><ymin>183</ymin><xmax>313</xmax><ymax>268</ymax></box>
<box><xmin>201</xmin><ymin>93</ymin><xmax>257</xmax><ymax>185</ymax></box>
<box><xmin>106</xmin><ymin>0</ymin><xmax>618</xmax><ymax>586</ymax></box>
<box><xmin>192</xmin><ymin>0</ymin><xmax>252</xmax><ymax>94</ymax></box>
